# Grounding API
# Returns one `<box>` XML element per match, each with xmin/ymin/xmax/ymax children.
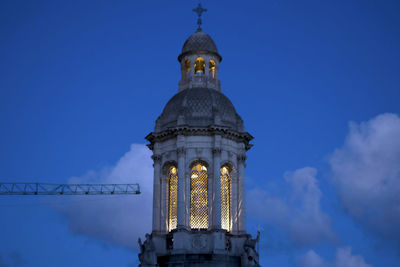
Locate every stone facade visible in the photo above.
<box><xmin>140</xmin><ymin>26</ymin><xmax>259</xmax><ymax>266</ymax></box>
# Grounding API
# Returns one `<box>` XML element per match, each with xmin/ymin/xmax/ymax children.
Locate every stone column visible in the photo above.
<box><xmin>190</xmin><ymin>55</ymin><xmax>195</xmax><ymax>77</ymax></box>
<box><xmin>215</xmin><ymin>61</ymin><xmax>219</xmax><ymax>80</ymax></box>
<box><xmin>177</xmin><ymin>147</ymin><xmax>186</xmax><ymax>229</ymax></box>
<box><xmin>237</xmin><ymin>154</ymin><xmax>247</xmax><ymax>233</ymax></box>
<box><xmin>205</xmin><ymin>55</ymin><xmax>210</xmax><ymax>77</ymax></box>
<box><xmin>152</xmin><ymin>154</ymin><xmax>162</xmax><ymax>232</ymax></box>
<box><xmin>231</xmin><ymin>173</ymin><xmax>238</xmax><ymax>234</ymax></box>
<box><xmin>212</xmin><ymin>148</ymin><xmax>222</xmax><ymax>229</ymax></box>
<box><xmin>160</xmin><ymin>174</ymin><xmax>168</xmax><ymax>232</ymax></box>
<box><xmin>185</xmin><ymin>156</ymin><xmax>191</xmax><ymax>229</ymax></box>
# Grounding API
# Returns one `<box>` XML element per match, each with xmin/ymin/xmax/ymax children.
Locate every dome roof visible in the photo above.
<box><xmin>178</xmin><ymin>30</ymin><xmax>222</xmax><ymax>61</ymax></box>
<box><xmin>156</xmin><ymin>87</ymin><xmax>243</xmax><ymax>132</ymax></box>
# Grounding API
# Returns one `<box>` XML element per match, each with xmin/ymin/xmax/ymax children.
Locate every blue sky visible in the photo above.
<box><xmin>1</xmin><ymin>0</ymin><xmax>400</xmax><ymax>266</ymax></box>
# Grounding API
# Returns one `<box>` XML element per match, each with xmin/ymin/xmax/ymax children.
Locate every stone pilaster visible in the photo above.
<box><xmin>152</xmin><ymin>154</ymin><xmax>162</xmax><ymax>232</ymax></box>
<box><xmin>212</xmin><ymin>147</ymin><xmax>222</xmax><ymax>229</ymax></box>
<box><xmin>231</xmin><ymin>174</ymin><xmax>239</xmax><ymax>234</ymax></box>
<box><xmin>177</xmin><ymin>147</ymin><xmax>186</xmax><ymax>229</ymax></box>
<box><xmin>185</xmin><ymin>152</ymin><xmax>191</xmax><ymax>229</ymax></box>
<box><xmin>237</xmin><ymin>154</ymin><xmax>247</xmax><ymax>233</ymax></box>
<box><xmin>160</xmin><ymin>174</ymin><xmax>168</xmax><ymax>232</ymax></box>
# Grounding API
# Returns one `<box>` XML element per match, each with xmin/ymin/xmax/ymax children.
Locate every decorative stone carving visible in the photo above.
<box><xmin>138</xmin><ymin>234</ymin><xmax>157</xmax><ymax>266</ymax></box>
<box><xmin>151</xmin><ymin>154</ymin><xmax>162</xmax><ymax>164</ymax></box>
<box><xmin>241</xmin><ymin>231</ymin><xmax>260</xmax><ymax>267</ymax></box>
<box><xmin>191</xmin><ymin>234</ymin><xmax>207</xmax><ymax>249</ymax></box>
<box><xmin>225</xmin><ymin>235</ymin><xmax>232</xmax><ymax>251</ymax></box>
<box><xmin>212</xmin><ymin>148</ymin><xmax>222</xmax><ymax>155</ymax></box>
<box><xmin>237</xmin><ymin>154</ymin><xmax>247</xmax><ymax>163</ymax></box>
<box><xmin>177</xmin><ymin>147</ymin><xmax>186</xmax><ymax>156</ymax></box>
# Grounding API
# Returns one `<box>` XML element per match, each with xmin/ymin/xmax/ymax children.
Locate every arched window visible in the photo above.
<box><xmin>221</xmin><ymin>166</ymin><xmax>231</xmax><ymax>231</ymax></box>
<box><xmin>209</xmin><ymin>60</ymin><xmax>216</xmax><ymax>78</ymax></box>
<box><xmin>185</xmin><ymin>59</ymin><xmax>191</xmax><ymax>78</ymax></box>
<box><xmin>168</xmin><ymin>166</ymin><xmax>178</xmax><ymax>231</ymax></box>
<box><xmin>194</xmin><ymin>57</ymin><xmax>205</xmax><ymax>76</ymax></box>
<box><xmin>190</xmin><ymin>163</ymin><xmax>208</xmax><ymax>229</ymax></box>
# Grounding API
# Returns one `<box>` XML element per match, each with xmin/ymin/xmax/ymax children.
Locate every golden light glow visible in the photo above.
<box><xmin>168</xmin><ymin>166</ymin><xmax>178</xmax><ymax>231</ymax></box>
<box><xmin>194</xmin><ymin>57</ymin><xmax>205</xmax><ymax>75</ymax></box>
<box><xmin>221</xmin><ymin>166</ymin><xmax>231</xmax><ymax>231</ymax></box>
<box><xmin>171</xmin><ymin>166</ymin><xmax>177</xmax><ymax>174</ymax></box>
<box><xmin>190</xmin><ymin>163</ymin><xmax>208</xmax><ymax>229</ymax></box>
<box><xmin>209</xmin><ymin>60</ymin><xmax>216</xmax><ymax>78</ymax></box>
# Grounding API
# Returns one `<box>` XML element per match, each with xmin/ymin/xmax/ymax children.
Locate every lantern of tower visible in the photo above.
<box><xmin>140</xmin><ymin>5</ymin><xmax>258</xmax><ymax>267</ymax></box>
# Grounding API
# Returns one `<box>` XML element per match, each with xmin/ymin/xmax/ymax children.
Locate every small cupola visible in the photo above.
<box><xmin>177</xmin><ymin>4</ymin><xmax>222</xmax><ymax>92</ymax></box>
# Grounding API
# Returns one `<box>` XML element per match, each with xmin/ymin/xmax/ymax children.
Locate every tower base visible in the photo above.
<box><xmin>158</xmin><ymin>254</ymin><xmax>240</xmax><ymax>267</ymax></box>
<box><xmin>138</xmin><ymin>230</ymin><xmax>260</xmax><ymax>267</ymax></box>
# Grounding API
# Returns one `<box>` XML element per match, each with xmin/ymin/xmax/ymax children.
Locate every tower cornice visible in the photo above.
<box><xmin>145</xmin><ymin>125</ymin><xmax>253</xmax><ymax>151</ymax></box>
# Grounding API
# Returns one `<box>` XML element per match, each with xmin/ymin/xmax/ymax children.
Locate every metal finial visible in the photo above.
<box><xmin>192</xmin><ymin>3</ymin><xmax>207</xmax><ymax>31</ymax></box>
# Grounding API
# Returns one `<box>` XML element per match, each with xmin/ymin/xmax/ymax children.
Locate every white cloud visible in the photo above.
<box><xmin>299</xmin><ymin>250</ymin><xmax>327</xmax><ymax>267</ymax></box>
<box><xmin>248</xmin><ymin>167</ymin><xmax>336</xmax><ymax>246</ymax></box>
<box><xmin>330</xmin><ymin>113</ymin><xmax>400</xmax><ymax>245</ymax></box>
<box><xmin>299</xmin><ymin>247</ymin><xmax>372</xmax><ymax>267</ymax></box>
<box><xmin>56</xmin><ymin>144</ymin><xmax>153</xmax><ymax>250</ymax></box>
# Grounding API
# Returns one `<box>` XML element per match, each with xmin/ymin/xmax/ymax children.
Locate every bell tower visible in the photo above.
<box><xmin>139</xmin><ymin>4</ymin><xmax>259</xmax><ymax>267</ymax></box>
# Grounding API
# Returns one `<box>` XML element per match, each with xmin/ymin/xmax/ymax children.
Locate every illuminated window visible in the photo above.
<box><xmin>190</xmin><ymin>163</ymin><xmax>208</xmax><ymax>229</ymax></box>
<box><xmin>194</xmin><ymin>57</ymin><xmax>205</xmax><ymax>76</ymax></box>
<box><xmin>221</xmin><ymin>166</ymin><xmax>231</xmax><ymax>231</ymax></box>
<box><xmin>185</xmin><ymin>59</ymin><xmax>191</xmax><ymax>78</ymax></box>
<box><xmin>209</xmin><ymin>60</ymin><xmax>216</xmax><ymax>78</ymax></box>
<box><xmin>168</xmin><ymin>166</ymin><xmax>178</xmax><ymax>231</ymax></box>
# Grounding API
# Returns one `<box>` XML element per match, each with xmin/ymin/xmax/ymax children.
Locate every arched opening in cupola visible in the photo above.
<box><xmin>194</xmin><ymin>57</ymin><xmax>205</xmax><ymax>76</ymax></box>
<box><xmin>209</xmin><ymin>59</ymin><xmax>216</xmax><ymax>78</ymax></box>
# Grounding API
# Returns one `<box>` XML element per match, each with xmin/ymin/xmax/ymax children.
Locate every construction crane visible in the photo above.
<box><xmin>0</xmin><ymin>182</ymin><xmax>140</xmax><ymax>195</ymax></box>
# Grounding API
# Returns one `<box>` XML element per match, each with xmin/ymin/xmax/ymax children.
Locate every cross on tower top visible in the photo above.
<box><xmin>192</xmin><ymin>3</ymin><xmax>207</xmax><ymax>31</ymax></box>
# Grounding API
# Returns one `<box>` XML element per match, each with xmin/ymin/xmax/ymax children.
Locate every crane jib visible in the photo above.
<box><xmin>0</xmin><ymin>183</ymin><xmax>141</xmax><ymax>195</ymax></box>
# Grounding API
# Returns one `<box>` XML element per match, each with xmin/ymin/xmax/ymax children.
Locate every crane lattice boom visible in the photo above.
<box><xmin>0</xmin><ymin>183</ymin><xmax>140</xmax><ymax>195</ymax></box>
